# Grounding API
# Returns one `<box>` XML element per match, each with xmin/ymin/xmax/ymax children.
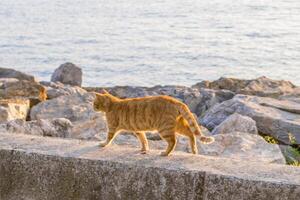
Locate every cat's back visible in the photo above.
<box><xmin>121</xmin><ymin>95</ymin><xmax>181</xmax><ymax>105</ymax></box>
<box><xmin>118</xmin><ymin>95</ymin><xmax>183</xmax><ymax>115</ymax></box>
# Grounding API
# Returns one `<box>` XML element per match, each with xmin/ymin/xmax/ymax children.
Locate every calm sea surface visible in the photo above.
<box><xmin>0</xmin><ymin>0</ymin><xmax>300</xmax><ymax>86</ymax></box>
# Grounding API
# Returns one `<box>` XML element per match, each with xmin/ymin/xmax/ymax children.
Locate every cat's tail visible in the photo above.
<box><xmin>178</xmin><ymin>104</ymin><xmax>214</xmax><ymax>144</ymax></box>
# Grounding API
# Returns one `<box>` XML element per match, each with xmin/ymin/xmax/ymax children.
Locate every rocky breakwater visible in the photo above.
<box><xmin>2</xmin><ymin>64</ymin><xmax>300</xmax><ymax>165</ymax></box>
<box><xmin>201</xmin><ymin>94</ymin><xmax>300</xmax><ymax>145</ymax></box>
<box><xmin>0</xmin><ymin>68</ymin><xmax>47</xmax><ymax>122</ymax></box>
<box><xmin>0</xmin><ymin>63</ymin><xmax>106</xmax><ymax>140</ymax></box>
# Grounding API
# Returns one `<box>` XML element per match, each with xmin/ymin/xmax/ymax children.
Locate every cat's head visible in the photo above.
<box><xmin>93</xmin><ymin>89</ymin><xmax>114</xmax><ymax>112</ymax></box>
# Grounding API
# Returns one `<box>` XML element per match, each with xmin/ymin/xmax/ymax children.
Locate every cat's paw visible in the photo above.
<box><xmin>191</xmin><ymin>148</ymin><xmax>198</xmax><ymax>155</ymax></box>
<box><xmin>160</xmin><ymin>152</ymin><xmax>170</xmax><ymax>156</ymax></box>
<box><xmin>140</xmin><ymin>149</ymin><xmax>148</xmax><ymax>154</ymax></box>
<box><xmin>99</xmin><ymin>142</ymin><xmax>108</xmax><ymax>148</ymax></box>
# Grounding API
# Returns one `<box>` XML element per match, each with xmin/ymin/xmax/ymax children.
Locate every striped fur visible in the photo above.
<box><xmin>93</xmin><ymin>90</ymin><xmax>214</xmax><ymax>156</ymax></box>
<box><xmin>178</xmin><ymin>105</ymin><xmax>215</xmax><ymax>144</ymax></box>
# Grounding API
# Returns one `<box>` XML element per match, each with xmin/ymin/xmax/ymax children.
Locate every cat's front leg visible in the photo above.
<box><xmin>100</xmin><ymin>131</ymin><xmax>117</xmax><ymax>147</ymax></box>
<box><xmin>135</xmin><ymin>132</ymin><xmax>149</xmax><ymax>154</ymax></box>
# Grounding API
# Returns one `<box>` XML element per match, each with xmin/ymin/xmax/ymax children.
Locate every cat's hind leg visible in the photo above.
<box><xmin>159</xmin><ymin>130</ymin><xmax>177</xmax><ymax>156</ymax></box>
<box><xmin>188</xmin><ymin>134</ymin><xmax>198</xmax><ymax>154</ymax></box>
<box><xmin>135</xmin><ymin>131</ymin><xmax>149</xmax><ymax>154</ymax></box>
<box><xmin>178</xmin><ymin>129</ymin><xmax>198</xmax><ymax>154</ymax></box>
<box><xmin>175</xmin><ymin>117</ymin><xmax>198</xmax><ymax>154</ymax></box>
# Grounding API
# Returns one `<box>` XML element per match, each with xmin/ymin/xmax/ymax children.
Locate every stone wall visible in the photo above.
<box><xmin>0</xmin><ymin>133</ymin><xmax>299</xmax><ymax>200</ymax></box>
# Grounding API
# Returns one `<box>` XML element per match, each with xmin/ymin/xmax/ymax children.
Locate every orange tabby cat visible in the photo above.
<box><xmin>93</xmin><ymin>90</ymin><xmax>214</xmax><ymax>156</ymax></box>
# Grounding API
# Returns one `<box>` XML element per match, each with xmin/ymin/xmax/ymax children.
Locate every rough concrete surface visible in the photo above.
<box><xmin>0</xmin><ymin>132</ymin><xmax>299</xmax><ymax>200</ymax></box>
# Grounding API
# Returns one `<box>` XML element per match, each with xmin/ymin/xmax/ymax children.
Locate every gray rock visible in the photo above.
<box><xmin>201</xmin><ymin>95</ymin><xmax>300</xmax><ymax>145</ymax></box>
<box><xmin>0</xmin><ymin>99</ymin><xmax>30</xmax><ymax>122</ymax></box>
<box><xmin>0</xmin><ymin>78</ymin><xmax>19</xmax><ymax>87</ymax></box>
<box><xmin>30</xmin><ymin>93</ymin><xmax>107</xmax><ymax>140</ymax></box>
<box><xmin>2</xmin><ymin>118</ymin><xmax>72</xmax><ymax>138</ymax></box>
<box><xmin>193</xmin><ymin>76</ymin><xmax>296</xmax><ymax>98</ymax></box>
<box><xmin>40</xmin><ymin>81</ymin><xmax>87</xmax><ymax>99</ymax></box>
<box><xmin>148</xmin><ymin>86</ymin><xmax>234</xmax><ymax>116</ymax></box>
<box><xmin>150</xmin><ymin>85</ymin><xmax>204</xmax><ymax>114</ymax></box>
<box><xmin>51</xmin><ymin>63</ymin><xmax>82</xmax><ymax>86</ymax></box>
<box><xmin>146</xmin><ymin>132</ymin><xmax>162</xmax><ymax>140</ymax></box>
<box><xmin>0</xmin><ymin>79</ymin><xmax>47</xmax><ymax>103</ymax></box>
<box><xmin>0</xmin><ymin>67</ymin><xmax>35</xmax><ymax>81</ymax></box>
<box><xmin>198</xmin><ymin>132</ymin><xmax>285</xmax><ymax>164</ymax></box>
<box><xmin>0</xmin><ymin>116</ymin><xmax>105</xmax><ymax>140</ymax></box>
<box><xmin>196</xmin><ymin>88</ymin><xmax>235</xmax><ymax>117</ymax></box>
<box><xmin>107</xmin><ymin>86</ymin><xmax>151</xmax><ymax>98</ymax></box>
<box><xmin>192</xmin><ymin>77</ymin><xmax>250</xmax><ymax>92</ymax></box>
<box><xmin>279</xmin><ymin>87</ymin><xmax>300</xmax><ymax>103</ymax></box>
<box><xmin>241</xmin><ymin>76</ymin><xmax>296</xmax><ymax>97</ymax></box>
<box><xmin>211</xmin><ymin>113</ymin><xmax>258</xmax><ymax>135</ymax></box>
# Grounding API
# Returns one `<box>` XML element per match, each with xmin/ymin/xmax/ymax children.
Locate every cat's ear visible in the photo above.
<box><xmin>92</xmin><ymin>92</ymin><xmax>102</xmax><ymax>103</ymax></box>
<box><xmin>99</xmin><ymin>89</ymin><xmax>109</xmax><ymax>94</ymax></box>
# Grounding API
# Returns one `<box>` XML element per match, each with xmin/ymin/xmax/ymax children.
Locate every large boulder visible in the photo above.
<box><xmin>147</xmin><ymin>86</ymin><xmax>234</xmax><ymax>116</ymax></box>
<box><xmin>51</xmin><ymin>63</ymin><xmax>82</xmax><ymax>87</ymax></box>
<box><xmin>211</xmin><ymin>113</ymin><xmax>258</xmax><ymax>135</ymax></box>
<box><xmin>0</xmin><ymin>78</ymin><xmax>19</xmax><ymax>86</ymax></box>
<box><xmin>279</xmin><ymin>87</ymin><xmax>300</xmax><ymax>104</ymax></box>
<box><xmin>0</xmin><ymin>69</ymin><xmax>45</xmax><ymax>104</ymax></box>
<box><xmin>149</xmin><ymin>85</ymin><xmax>206</xmax><ymax>115</ymax></box>
<box><xmin>201</xmin><ymin>95</ymin><xmax>300</xmax><ymax>145</ymax></box>
<box><xmin>96</xmin><ymin>86</ymin><xmax>150</xmax><ymax>98</ymax></box>
<box><xmin>30</xmin><ymin>93</ymin><xmax>107</xmax><ymax>140</ymax></box>
<box><xmin>1</xmin><ymin>118</ymin><xmax>72</xmax><ymax>138</ymax></box>
<box><xmin>195</xmin><ymin>88</ymin><xmax>235</xmax><ymax>117</ymax></box>
<box><xmin>0</xmin><ymin>67</ymin><xmax>35</xmax><ymax>81</ymax></box>
<box><xmin>40</xmin><ymin>81</ymin><xmax>87</xmax><ymax>99</ymax></box>
<box><xmin>0</xmin><ymin>99</ymin><xmax>30</xmax><ymax>122</ymax></box>
<box><xmin>0</xmin><ymin>79</ymin><xmax>47</xmax><ymax>104</ymax></box>
<box><xmin>241</xmin><ymin>76</ymin><xmax>295</xmax><ymax>97</ymax></box>
<box><xmin>192</xmin><ymin>77</ymin><xmax>249</xmax><ymax>92</ymax></box>
<box><xmin>193</xmin><ymin>76</ymin><xmax>296</xmax><ymax>98</ymax></box>
<box><xmin>198</xmin><ymin>132</ymin><xmax>285</xmax><ymax>164</ymax></box>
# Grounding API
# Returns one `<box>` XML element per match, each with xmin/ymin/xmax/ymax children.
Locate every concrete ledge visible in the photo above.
<box><xmin>0</xmin><ymin>133</ymin><xmax>299</xmax><ymax>200</ymax></box>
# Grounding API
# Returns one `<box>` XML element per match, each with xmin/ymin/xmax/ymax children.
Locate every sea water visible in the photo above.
<box><xmin>0</xmin><ymin>0</ymin><xmax>299</xmax><ymax>86</ymax></box>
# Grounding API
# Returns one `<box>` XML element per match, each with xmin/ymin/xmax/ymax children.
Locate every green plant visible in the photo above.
<box><xmin>290</xmin><ymin>146</ymin><xmax>300</xmax><ymax>156</ymax></box>
<box><xmin>284</xmin><ymin>146</ymin><xmax>300</xmax><ymax>167</ymax></box>
<box><xmin>262</xmin><ymin>133</ymin><xmax>300</xmax><ymax>167</ymax></box>
<box><xmin>263</xmin><ymin>135</ymin><xmax>278</xmax><ymax>144</ymax></box>
<box><xmin>288</xmin><ymin>132</ymin><xmax>297</xmax><ymax>144</ymax></box>
<box><xmin>290</xmin><ymin>161</ymin><xmax>300</xmax><ymax>167</ymax></box>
